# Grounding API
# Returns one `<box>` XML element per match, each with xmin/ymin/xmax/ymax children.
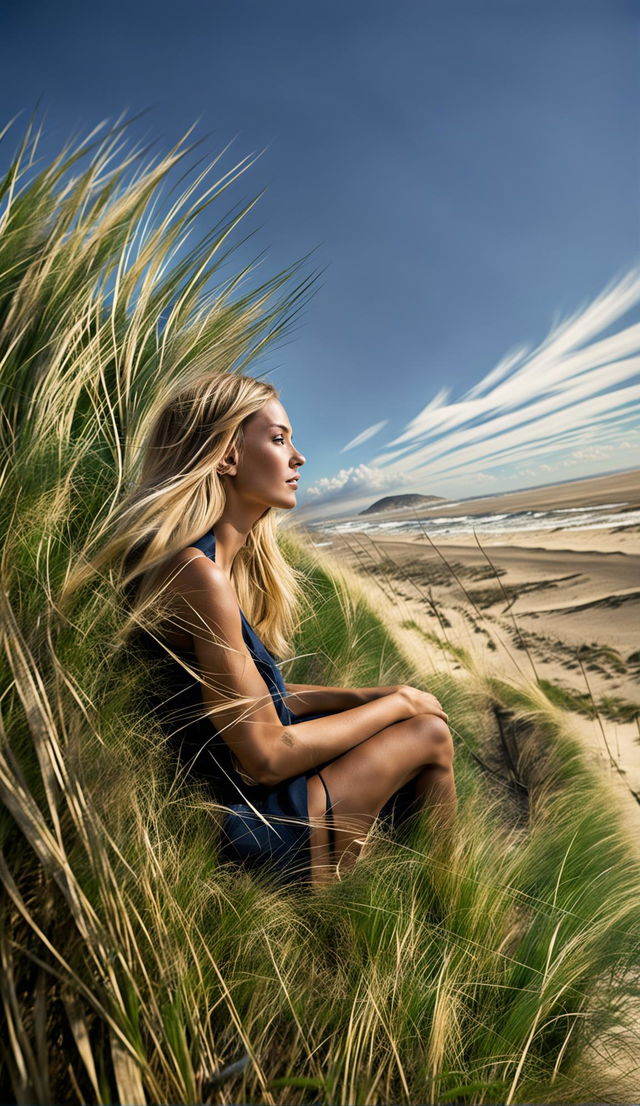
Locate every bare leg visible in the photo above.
<box><xmin>307</xmin><ymin>774</ymin><xmax>335</xmax><ymax>887</ymax></box>
<box><xmin>306</xmin><ymin>713</ymin><xmax>455</xmax><ymax>886</ymax></box>
<box><xmin>412</xmin><ymin>761</ymin><xmax>457</xmax><ymax>829</ymax></box>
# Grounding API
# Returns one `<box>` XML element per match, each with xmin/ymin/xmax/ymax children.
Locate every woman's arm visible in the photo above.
<box><xmin>160</xmin><ymin>553</ymin><xmax>446</xmax><ymax>787</ymax></box>
<box><xmin>268</xmin><ymin>682</ymin><xmax>447</xmax><ymax>785</ymax></box>
<box><xmin>283</xmin><ymin>682</ymin><xmax>401</xmax><ymax>716</ymax></box>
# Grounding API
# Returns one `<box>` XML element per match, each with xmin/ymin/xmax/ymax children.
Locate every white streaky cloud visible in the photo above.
<box><xmin>383</xmin><ymin>386</ymin><xmax>450</xmax><ymax>447</ymax></box>
<box><xmin>465</xmin><ymin>347</ymin><xmax>531</xmax><ymax>400</ymax></box>
<box><xmin>417</xmin><ymin>376</ymin><xmax>636</xmax><ymax>471</ymax></box>
<box><xmin>377</xmin><ymin>326</ymin><xmax>640</xmax><ymax>469</ymax></box>
<box><xmin>386</xmin><ymin>383</ymin><xmax>640</xmax><ymax>484</ymax></box>
<box><xmin>340</xmin><ymin>419</ymin><xmax>389</xmax><ymax>453</ymax></box>
<box><xmin>374</xmin><ymin>371</ymin><xmax>640</xmax><ymax>480</ymax></box>
<box><xmin>366</xmin><ymin>273</ymin><xmax>640</xmax><ymax>477</ymax></box>
<box><xmin>496</xmin><ymin>418</ymin><xmax>640</xmax><ymax>472</ymax></box>
<box><xmin>379</xmin><ymin>270</ymin><xmax>640</xmax><ymax>455</ymax></box>
<box><xmin>301</xmin><ymin>268</ymin><xmax>640</xmax><ymax>518</ymax></box>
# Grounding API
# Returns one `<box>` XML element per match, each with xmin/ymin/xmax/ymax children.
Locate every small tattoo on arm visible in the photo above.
<box><xmin>280</xmin><ymin>730</ymin><xmax>294</xmax><ymax>747</ymax></box>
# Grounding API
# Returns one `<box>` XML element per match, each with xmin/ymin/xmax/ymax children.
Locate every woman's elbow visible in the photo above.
<box><xmin>254</xmin><ymin>743</ymin><xmax>291</xmax><ymax>787</ymax></box>
<box><xmin>257</xmin><ymin>748</ymin><xmax>290</xmax><ymax>788</ymax></box>
<box><xmin>235</xmin><ymin>728</ymin><xmax>291</xmax><ymax>788</ymax></box>
<box><xmin>257</xmin><ymin>767</ymin><xmax>281</xmax><ymax>787</ymax></box>
<box><xmin>255</xmin><ymin>751</ymin><xmax>284</xmax><ymax>787</ymax></box>
<box><xmin>231</xmin><ymin>748</ymin><xmax>275</xmax><ymax>788</ymax></box>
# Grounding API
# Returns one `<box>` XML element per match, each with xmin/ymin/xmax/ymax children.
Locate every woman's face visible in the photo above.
<box><xmin>229</xmin><ymin>398</ymin><xmax>306</xmax><ymax>510</ymax></box>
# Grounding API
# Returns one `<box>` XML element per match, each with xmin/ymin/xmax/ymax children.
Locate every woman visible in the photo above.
<box><xmin>97</xmin><ymin>372</ymin><xmax>456</xmax><ymax>889</ymax></box>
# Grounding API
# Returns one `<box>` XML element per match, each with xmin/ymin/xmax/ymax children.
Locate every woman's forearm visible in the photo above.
<box><xmin>265</xmin><ymin>690</ymin><xmax>413</xmax><ymax>784</ymax></box>
<box><xmin>283</xmin><ymin>682</ymin><xmax>400</xmax><ymax>716</ymax></box>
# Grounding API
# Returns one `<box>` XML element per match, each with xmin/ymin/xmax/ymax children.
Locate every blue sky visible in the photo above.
<box><xmin>2</xmin><ymin>0</ymin><xmax>639</xmax><ymax>521</ymax></box>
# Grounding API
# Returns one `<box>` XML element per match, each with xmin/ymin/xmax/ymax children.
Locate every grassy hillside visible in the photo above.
<box><xmin>1</xmin><ymin>119</ymin><xmax>639</xmax><ymax>1104</ymax></box>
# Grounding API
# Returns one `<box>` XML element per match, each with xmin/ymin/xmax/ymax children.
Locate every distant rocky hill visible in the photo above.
<box><xmin>359</xmin><ymin>493</ymin><xmax>445</xmax><ymax>516</ymax></box>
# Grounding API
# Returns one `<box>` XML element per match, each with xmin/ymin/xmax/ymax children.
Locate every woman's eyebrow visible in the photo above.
<box><xmin>270</xmin><ymin>423</ymin><xmax>292</xmax><ymax>435</ymax></box>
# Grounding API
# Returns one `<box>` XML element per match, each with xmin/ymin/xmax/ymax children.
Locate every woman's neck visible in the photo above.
<box><xmin>211</xmin><ymin>517</ymin><xmax>254</xmax><ymax>578</ymax></box>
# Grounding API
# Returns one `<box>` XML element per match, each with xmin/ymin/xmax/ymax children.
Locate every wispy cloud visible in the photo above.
<box><xmin>340</xmin><ymin>419</ymin><xmax>389</xmax><ymax>453</ymax></box>
<box><xmin>374</xmin><ymin>270</ymin><xmax>640</xmax><ymax>472</ymax></box>
<box><xmin>302</xmin><ymin>269</ymin><xmax>640</xmax><ymax>516</ymax></box>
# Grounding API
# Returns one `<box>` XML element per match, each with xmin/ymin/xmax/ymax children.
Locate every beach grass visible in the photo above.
<box><xmin>1</xmin><ymin>118</ymin><xmax>639</xmax><ymax>1104</ymax></box>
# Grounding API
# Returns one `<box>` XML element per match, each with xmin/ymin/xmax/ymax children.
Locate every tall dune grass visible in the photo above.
<box><xmin>1</xmin><ymin>118</ymin><xmax>639</xmax><ymax>1104</ymax></box>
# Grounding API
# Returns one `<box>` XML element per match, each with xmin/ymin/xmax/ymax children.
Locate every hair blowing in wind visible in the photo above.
<box><xmin>62</xmin><ymin>371</ymin><xmax>306</xmax><ymax>659</ymax></box>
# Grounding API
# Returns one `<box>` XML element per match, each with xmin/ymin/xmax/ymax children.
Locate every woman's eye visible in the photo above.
<box><xmin>273</xmin><ymin>435</ymin><xmax>286</xmax><ymax>444</ymax></box>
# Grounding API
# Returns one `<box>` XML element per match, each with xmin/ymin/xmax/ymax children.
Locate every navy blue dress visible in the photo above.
<box><xmin>137</xmin><ymin>529</ymin><xmax>334</xmax><ymax>887</ymax></box>
<box><xmin>139</xmin><ymin>528</ymin><xmax>414</xmax><ymax>888</ymax></box>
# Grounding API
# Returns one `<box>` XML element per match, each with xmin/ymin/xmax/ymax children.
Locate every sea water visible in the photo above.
<box><xmin>308</xmin><ymin>502</ymin><xmax>640</xmax><ymax>541</ymax></box>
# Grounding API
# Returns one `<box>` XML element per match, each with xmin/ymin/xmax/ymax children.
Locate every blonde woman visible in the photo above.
<box><xmin>104</xmin><ymin>373</ymin><xmax>455</xmax><ymax>888</ymax></box>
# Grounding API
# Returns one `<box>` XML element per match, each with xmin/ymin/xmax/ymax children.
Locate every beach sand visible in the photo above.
<box><xmin>302</xmin><ymin>467</ymin><xmax>640</xmax><ymax>840</ymax></box>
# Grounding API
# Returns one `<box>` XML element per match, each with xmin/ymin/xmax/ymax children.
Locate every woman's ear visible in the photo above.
<box><xmin>217</xmin><ymin>445</ymin><xmax>239</xmax><ymax>477</ymax></box>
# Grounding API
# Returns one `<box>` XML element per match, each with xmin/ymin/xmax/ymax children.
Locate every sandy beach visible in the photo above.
<box><xmin>303</xmin><ymin>467</ymin><xmax>640</xmax><ymax>839</ymax></box>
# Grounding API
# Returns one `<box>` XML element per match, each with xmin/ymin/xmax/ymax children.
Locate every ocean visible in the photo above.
<box><xmin>307</xmin><ymin>501</ymin><xmax>640</xmax><ymax>540</ymax></box>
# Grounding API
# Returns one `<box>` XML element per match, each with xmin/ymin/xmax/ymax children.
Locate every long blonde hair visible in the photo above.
<box><xmin>64</xmin><ymin>371</ymin><xmax>306</xmax><ymax>658</ymax></box>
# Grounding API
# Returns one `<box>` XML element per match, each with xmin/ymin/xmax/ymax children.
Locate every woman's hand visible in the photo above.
<box><xmin>397</xmin><ymin>684</ymin><xmax>448</xmax><ymax>722</ymax></box>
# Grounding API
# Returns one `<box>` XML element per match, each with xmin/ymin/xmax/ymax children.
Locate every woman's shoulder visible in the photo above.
<box><xmin>159</xmin><ymin>545</ymin><xmax>224</xmax><ymax>593</ymax></box>
<box><xmin>137</xmin><ymin>548</ymin><xmax>244</xmax><ymax>655</ymax></box>
<box><xmin>158</xmin><ymin>547</ymin><xmax>243</xmax><ymax>633</ymax></box>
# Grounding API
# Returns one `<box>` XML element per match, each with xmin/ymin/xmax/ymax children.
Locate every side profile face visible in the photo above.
<box><xmin>225</xmin><ymin>397</ymin><xmax>306</xmax><ymax>510</ymax></box>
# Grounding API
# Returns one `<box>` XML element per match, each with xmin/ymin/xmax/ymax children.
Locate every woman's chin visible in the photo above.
<box><xmin>258</xmin><ymin>498</ymin><xmax>293</xmax><ymax>516</ymax></box>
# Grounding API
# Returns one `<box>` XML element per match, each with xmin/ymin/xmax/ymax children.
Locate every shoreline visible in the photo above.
<box><xmin>302</xmin><ymin>467</ymin><xmax>640</xmax><ymax>531</ymax></box>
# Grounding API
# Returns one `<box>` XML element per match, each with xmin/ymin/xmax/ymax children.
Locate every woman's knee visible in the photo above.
<box><xmin>412</xmin><ymin>714</ymin><xmax>454</xmax><ymax>768</ymax></box>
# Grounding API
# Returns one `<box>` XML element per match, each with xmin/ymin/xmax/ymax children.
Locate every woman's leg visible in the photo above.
<box><xmin>306</xmin><ymin>713</ymin><xmax>454</xmax><ymax>886</ymax></box>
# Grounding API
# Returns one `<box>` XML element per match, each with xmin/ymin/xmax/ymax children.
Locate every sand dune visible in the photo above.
<box><xmin>303</xmin><ymin>467</ymin><xmax>640</xmax><ymax>840</ymax></box>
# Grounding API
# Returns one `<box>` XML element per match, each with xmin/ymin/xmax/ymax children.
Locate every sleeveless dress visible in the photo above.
<box><xmin>138</xmin><ymin>528</ymin><xmax>414</xmax><ymax>888</ymax></box>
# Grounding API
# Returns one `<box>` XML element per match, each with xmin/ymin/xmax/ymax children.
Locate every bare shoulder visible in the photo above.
<box><xmin>157</xmin><ymin>547</ymin><xmax>243</xmax><ymax>641</ymax></box>
<box><xmin>160</xmin><ymin>547</ymin><xmax>227</xmax><ymax>594</ymax></box>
